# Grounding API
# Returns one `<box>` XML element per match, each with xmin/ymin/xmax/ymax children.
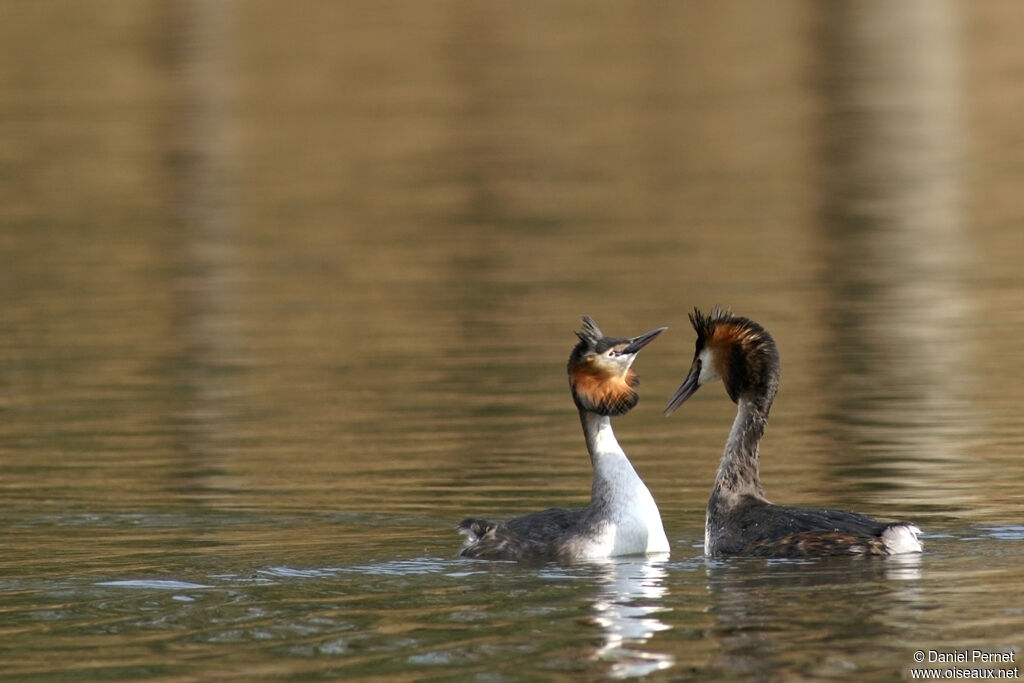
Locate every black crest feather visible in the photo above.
<box><xmin>575</xmin><ymin>315</ymin><xmax>603</xmax><ymax>347</ymax></box>
<box><xmin>688</xmin><ymin>305</ymin><xmax>731</xmax><ymax>346</ymax></box>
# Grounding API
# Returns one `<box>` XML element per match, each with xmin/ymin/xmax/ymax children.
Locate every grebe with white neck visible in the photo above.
<box><xmin>458</xmin><ymin>316</ymin><xmax>670</xmax><ymax>561</ymax></box>
<box><xmin>665</xmin><ymin>306</ymin><xmax>922</xmax><ymax>558</ymax></box>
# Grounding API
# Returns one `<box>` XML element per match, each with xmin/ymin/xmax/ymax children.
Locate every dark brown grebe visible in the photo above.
<box><xmin>458</xmin><ymin>316</ymin><xmax>670</xmax><ymax>561</ymax></box>
<box><xmin>664</xmin><ymin>306</ymin><xmax>922</xmax><ymax>558</ymax></box>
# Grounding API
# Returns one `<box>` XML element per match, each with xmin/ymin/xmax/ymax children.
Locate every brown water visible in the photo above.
<box><xmin>3</xmin><ymin>1</ymin><xmax>1024</xmax><ymax>680</ymax></box>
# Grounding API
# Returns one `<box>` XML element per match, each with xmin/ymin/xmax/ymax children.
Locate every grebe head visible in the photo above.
<box><xmin>664</xmin><ymin>306</ymin><xmax>780</xmax><ymax>414</ymax></box>
<box><xmin>568</xmin><ymin>315</ymin><xmax>666</xmax><ymax>416</ymax></box>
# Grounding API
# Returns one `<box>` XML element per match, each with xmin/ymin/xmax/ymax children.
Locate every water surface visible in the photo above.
<box><xmin>2</xmin><ymin>1</ymin><xmax>1024</xmax><ymax>680</ymax></box>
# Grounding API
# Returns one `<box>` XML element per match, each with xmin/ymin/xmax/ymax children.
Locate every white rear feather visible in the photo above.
<box><xmin>882</xmin><ymin>523</ymin><xmax>923</xmax><ymax>554</ymax></box>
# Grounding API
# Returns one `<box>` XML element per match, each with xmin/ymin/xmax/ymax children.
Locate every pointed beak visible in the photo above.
<box><xmin>622</xmin><ymin>326</ymin><xmax>667</xmax><ymax>354</ymax></box>
<box><xmin>664</xmin><ymin>360</ymin><xmax>701</xmax><ymax>415</ymax></box>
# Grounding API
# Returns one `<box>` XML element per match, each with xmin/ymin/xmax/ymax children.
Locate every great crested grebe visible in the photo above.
<box><xmin>664</xmin><ymin>306</ymin><xmax>922</xmax><ymax>558</ymax></box>
<box><xmin>458</xmin><ymin>316</ymin><xmax>670</xmax><ymax>561</ymax></box>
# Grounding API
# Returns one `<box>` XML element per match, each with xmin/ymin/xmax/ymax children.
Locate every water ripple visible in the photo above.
<box><xmin>95</xmin><ymin>579</ymin><xmax>214</xmax><ymax>590</ymax></box>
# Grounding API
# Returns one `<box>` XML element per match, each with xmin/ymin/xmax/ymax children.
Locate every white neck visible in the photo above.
<box><xmin>579</xmin><ymin>410</ymin><xmax>669</xmax><ymax>556</ymax></box>
<box><xmin>581</xmin><ymin>411</ymin><xmax>625</xmax><ymax>463</ymax></box>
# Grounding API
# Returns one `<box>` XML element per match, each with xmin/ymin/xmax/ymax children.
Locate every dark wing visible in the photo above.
<box><xmin>457</xmin><ymin>508</ymin><xmax>586</xmax><ymax>561</ymax></box>
<box><xmin>744</xmin><ymin>529</ymin><xmax>888</xmax><ymax>557</ymax></box>
<box><xmin>716</xmin><ymin>495</ymin><xmax>893</xmax><ymax>558</ymax></box>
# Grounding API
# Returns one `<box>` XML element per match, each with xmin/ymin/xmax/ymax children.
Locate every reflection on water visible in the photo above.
<box><xmin>702</xmin><ymin>554</ymin><xmax>929</xmax><ymax>679</ymax></box>
<box><xmin>817</xmin><ymin>0</ymin><xmax>977</xmax><ymax>515</ymax></box>
<box><xmin>165</xmin><ymin>0</ymin><xmax>249</xmax><ymax>506</ymax></box>
<box><xmin>2</xmin><ymin>0</ymin><xmax>1024</xmax><ymax>680</ymax></box>
<box><xmin>589</xmin><ymin>557</ymin><xmax>674</xmax><ymax>679</ymax></box>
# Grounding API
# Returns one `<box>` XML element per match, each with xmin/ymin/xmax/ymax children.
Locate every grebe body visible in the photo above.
<box><xmin>458</xmin><ymin>317</ymin><xmax>670</xmax><ymax>561</ymax></box>
<box><xmin>665</xmin><ymin>307</ymin><xmax>922</xmax><ymax>558</ymax></box>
